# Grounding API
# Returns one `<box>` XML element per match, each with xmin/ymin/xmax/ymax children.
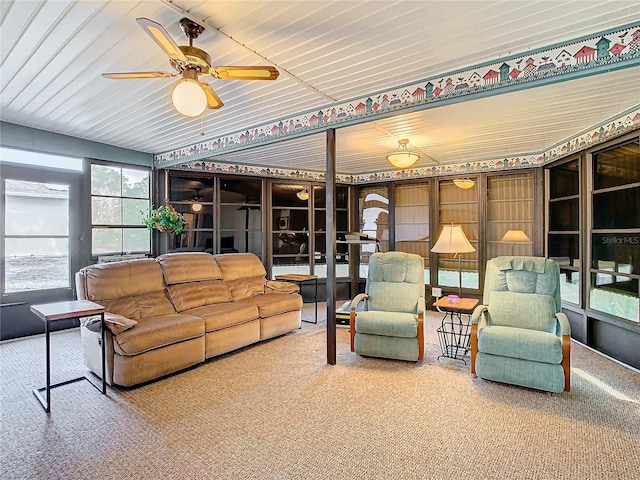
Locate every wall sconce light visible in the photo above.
<box><xmin>386</xmin><ymin>139</ymin><xmax>420</xmax><ymax>169</ymax></box>
<box><xmin>453</xmin><ymin>178</ymin><xmax>475</xmax><ymax>189</ymax></box>
<box><xmin>296</xmin><ymin>188</ymin><xmax>309</xmax><ymax>201</ymax></box>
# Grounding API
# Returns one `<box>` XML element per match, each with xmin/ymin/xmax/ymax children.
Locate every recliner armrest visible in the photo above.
<box><xmin>555</xmin><ymin>312</ymin><xmax>571</xmax><ymax>336</ymax></box>
<box><xmin>350</xmin><ymin>293</ymin><xmax>368</xmax><ymax>313</ymax></box>
<box><xmin>471</xmin><ymin>305</ymin><xmax>488</xmax><ymax>325</ymax></box>
<box><xmin>417</xmin><ymin>296</ymin><xmax>425</xmax><ymax>316</ymax></box>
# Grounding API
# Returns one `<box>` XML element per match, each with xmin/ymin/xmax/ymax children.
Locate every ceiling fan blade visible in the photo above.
<box><xmin>200</xmin><ymin>83</ymin><xmax>224</xmax><ymax>109</ymax></box>
<box><xmin>209</xmin><ymin>66</ymin><xmax>279</xmax><ymax>81</ymax></box>
<box><xmin>136</xmin><ymin>17</ymin><xmax>188</xmax><ymax>64</ymax></box>
<box><xmin>102</xmin><ymin>71</ymin><xmax>175</xmax><ymax>79</ymax></box>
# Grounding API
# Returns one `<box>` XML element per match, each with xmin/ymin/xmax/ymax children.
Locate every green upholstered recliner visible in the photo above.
<box><xmin>470</xmin><ymin>256</ymin><xmax>571</xmax><ymax>392</ymax></box>
<box><xmin>350</xmin><ymin>252</ymin><xmax>425</xmax><ymax>361</ymax></box>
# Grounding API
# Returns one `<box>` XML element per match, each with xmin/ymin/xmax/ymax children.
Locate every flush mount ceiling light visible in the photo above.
<box><xmin>453</xmin><ymin>178</ymin><xmax>476</xmax><ymax>189</ymax></box>
<box><xmin>296</xmin><ymin>188</ymin><xmax>309</xmax><ymax>201</ymax></box>
<box><xmin>386</xmin><ymin>139</ymin><xmax>420</xmax><ymax>169</ymax></box>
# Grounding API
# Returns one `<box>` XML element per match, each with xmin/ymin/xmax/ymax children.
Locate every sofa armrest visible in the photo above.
<box><xmin>103</xmin><ymin>313</ymin><xmax>137</xmax><ymax>335</ymax></box>
<box><xmin>265</xmin><ymin>280</ymin><xmax>299</xmax><ymax>294</ymax></box>
<box><xmin>555</xmin><ymin>312</ymin><xmax>571</xmax><ymax>336</ymax></box>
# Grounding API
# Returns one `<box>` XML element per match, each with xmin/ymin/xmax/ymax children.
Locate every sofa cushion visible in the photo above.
<box><xmin>225</xmin><ymin>277</ymin><xmax>266</xmax><ymax>300</ymax></box>
<box><xmin>355</xmin><ymin>311</ymin><xmax>418</xmax><ymax>338</ymax></box>
<box><xmin>82</xmin><ymin>259</ymin><xmax>165</xmax><ymax>299</ymax></box>
<box><xmin>235</xmin><ymin>293</ymin><xmax>303</xmax><ymax>318</ymax></box>
<box><xmin>167</xmin><ymin>280</ymin><xmax>232</xmax><ymax>312</ymax></box>
<box><xmin>157</xmin><ymin>252</ymin><xmax>223</xmax><ymax>284</ymax></box>
<box><xmin>113</xmin><ymin>313</ymin><xmax>204</xmax><ymax>356</ymax></box>
<box><xmin>100</xmin><ymin>291</ymin><xmax>176</xmax><ymax>320</ymax></box>
<box><xmin>214</xmin><ymin>253</ymin><xmax>267</xmax><ymax>281</ymax></box>
<box><xmin>478</xmin><ymin>325</ymin><xmax>562</xmax><ymax>364</ymax></box>
<box><xmin>184</xmin><ymin>302</ymin><xmax>259</xmax><ymax>332</ymax></box>
<box><xmin>488</xmin><ymin>291</ymin><xmax>557</xmax><ymax>333</ymax></box>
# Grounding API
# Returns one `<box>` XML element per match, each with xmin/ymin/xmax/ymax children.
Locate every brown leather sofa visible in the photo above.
<box><xmin>76</xmin><ymin>252</ymin><xmax>302</xmax><ymax>387</ymax></box>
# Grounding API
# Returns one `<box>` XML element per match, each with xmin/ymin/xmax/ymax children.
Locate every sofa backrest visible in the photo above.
<box><xmin>156</xmin><ymin>253</ymin><xmax>231</xmax><ymax>312</ymax></box>
<box><xmin>214</xmin><ymin>253</ymin><xmax>267</xmax><ymax>300</ymax></box>
<box><xmin>76</xmin><ymin>259</ymin><xmax>175</xmax><ymax>320</ymax></box>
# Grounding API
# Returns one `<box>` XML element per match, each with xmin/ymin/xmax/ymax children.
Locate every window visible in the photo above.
<box><xmin>589</xmin><ymin>139</ymin><xmax>639</xmax><ymax>323</ymax></box>
<box><xmin>487</xmin><ymin>173</ymin><xmax>534</xmax><ymax>259</ymax></box>
<box><xmin>91</xmin><ymin>164</ymin><xmax>150</xmax><ymax>256</ymax></box>
<box><xmin>436</xmin><ymin>178</ymin><xmax>479</xmax><ymax>290</ymax></box>
<box><xmin>220</xmin><ymin>177</ymin><xmax>262</xmax><ymax>256</ymax></box>
<box><xmin>358</xmin><ymin>185</ymin><xmax>389</xmax><ymax>279</ymax></box>
<box><xmin>168</xmin><ymin>174</ymin><xmax>214</xmax><ymax>253</ymax></box>
<box><xmin>313</xmin><ymin>185</ymin><xmax>349</xmax><ymax>278</ymax></box>
<box><xmin>394</xmin><ymin>182</ymin><xmax>430</xmax><ymax>284</ymax></box>
<box><xmin>272</xmin><ymin>183</ymin><xmax>311</xmax><ymax>276</ymax></box>
<box><xmin>547</xmin><ymin>159</ymin><xmax>581</xmax><ymax>305</ymax></box>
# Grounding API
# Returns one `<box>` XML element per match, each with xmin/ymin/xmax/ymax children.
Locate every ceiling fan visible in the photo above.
<box><xmin>102</xmin><ymin>17</ymin><xmax>279</xmax><ymax>117</ymax></box>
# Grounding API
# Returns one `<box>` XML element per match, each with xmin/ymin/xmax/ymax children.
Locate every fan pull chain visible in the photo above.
<box><xmin>199</xmin><ymin>113</ymin><xmax>205</xmax><ymax>136</ymax></box>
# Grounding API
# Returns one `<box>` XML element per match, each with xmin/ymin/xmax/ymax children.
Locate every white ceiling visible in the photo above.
<box><xmin>1</xmin><ymin>0</ymin><xmax>639</xmax><ymax>175</ymax></box>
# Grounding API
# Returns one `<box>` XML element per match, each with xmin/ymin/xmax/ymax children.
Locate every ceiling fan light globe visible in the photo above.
<box><xmin>191</xmin><ymin>202</ymin><xmax>203</xmax><ymax>212</ymax></box>
<box><xmin>171</xmin><ymin>79</ymin><xmax>207</xmax><ymax>117</ymax></box>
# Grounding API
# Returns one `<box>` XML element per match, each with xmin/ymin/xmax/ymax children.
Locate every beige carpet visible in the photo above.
<box><xmin>1</xmin><ymin>304</ymin><xmax>639</xmax><ymax>480</ymax></box>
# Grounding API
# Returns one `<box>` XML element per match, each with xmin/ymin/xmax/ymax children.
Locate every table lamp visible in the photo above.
<box><xmin>500</xmin><ymin>230</ymin><xmax>531</xmax><ymax>255</ymax></box>
<box><xmin>431</xmin><ymin>224</ymin><xmax>476</xmax><ymax>297</ymax></box>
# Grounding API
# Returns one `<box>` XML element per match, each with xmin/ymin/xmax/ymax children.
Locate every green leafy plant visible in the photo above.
<box><xmin>141</xmin><ymin>204</ymin><xmax>185</xmax><ymax>235</ymax></box>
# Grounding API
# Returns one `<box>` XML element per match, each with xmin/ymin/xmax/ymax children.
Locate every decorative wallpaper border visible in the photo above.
<box><xmin>157</xmin><ymin>22</ymin><xmax>640</xmax><ymax>181</ymax></box>
<box><xmin>170</xmin><ymin>106</ymin><xmax>639</xmax><ymax>184</ymax></box>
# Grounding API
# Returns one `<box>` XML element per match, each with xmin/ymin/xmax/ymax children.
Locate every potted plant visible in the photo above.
<box><xmin>142</xmin><ymin>204</ymin><xmax>185</xmax><ymax>235</ymax></box>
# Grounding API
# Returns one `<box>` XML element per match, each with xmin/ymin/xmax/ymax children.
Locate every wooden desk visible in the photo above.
<box><xmin>30</xmin><ymin>300</ymin><xmax>106</xmax><ymax>413</ymax></box>
<box><xmin>433</xmin><ymin>297</ymin><xmax>479</xmax><ymax>363</ymax></box>
<box><xmin>274</xmin><ymin>274</ymin><xmax>318</xmax><ymax>324</ymax></box>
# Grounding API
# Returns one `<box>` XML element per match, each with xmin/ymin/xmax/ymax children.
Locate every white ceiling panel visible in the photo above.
<box><xmin>1</xmin><ymin>0</ymin><xmax>638</xmax><ymax>176</ymax></box>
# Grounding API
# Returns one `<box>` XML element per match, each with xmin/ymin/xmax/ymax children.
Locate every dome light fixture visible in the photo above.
<box><xmin>171</xmin><ymin>76</ymin><xmax>207</xmax><ymax>117</ymax></box>
<box><xmin>296</xmin><ymin>188</ymin><xmax>309</xmax><ymax>201</ymax></box>
<box><xmin>386</xmin><ymin>138</ymin><xmax>420</xmax><ymax>169</ymax></box>
<box><xmin>453</xmin><ymin>178</ymin><xmax>476</xmax><ymax>189</ymax></box>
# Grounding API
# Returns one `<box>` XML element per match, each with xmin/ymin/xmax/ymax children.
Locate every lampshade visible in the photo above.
<box><xmin>171</xmin><ymin>78</ymin><xmax>207</xmax><ymax>117</ymax></box>
<box><xmin>500</xmin><ymin>230</ymin><xmax>531</xmax><ymax>243</ymax></box>
<box><xmin>453</xmin><ymin>178</ymin><xmax>475</xmax><ymax>189</ymax></box>
<box><xmin>296</xmin><ymin>188</ymin><xmax>309</xmax><ymax>200</ymax></box>
<box><xmin>431</xmin><ymin>225</ymin><xmax>476</xmax><ymax>254</ymax></box>
<box><xmin>386</xmin><ymin>139</ymin><xmax>419</xmax><ymax>168</ymax></box>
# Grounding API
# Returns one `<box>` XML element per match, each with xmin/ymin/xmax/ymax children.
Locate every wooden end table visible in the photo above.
<box><xmin>30</xmin><ymin>300</ymin><xmax>107</xmax><ymax>413</ymax></box>
<box><xmin>274</xmin><ymin>274</ymin><xmax>318</xmax><ymax>324</ymax></box>
<box><xmin>433</xmin><ymin>297</ymin><xmax>479</xmax><ymax>364</ymax></box>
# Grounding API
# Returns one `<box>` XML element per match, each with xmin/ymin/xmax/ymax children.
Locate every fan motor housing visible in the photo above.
<box><xmin>172</xmin><ymin>45</ymin><xmax>211</xmax><ymax>72</ymax></box>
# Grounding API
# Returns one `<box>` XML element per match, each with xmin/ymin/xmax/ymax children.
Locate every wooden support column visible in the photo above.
<box><xmin>326</xmin><ymin>128</ymin><xmax>337</xmax><ymax>365</ymax></box>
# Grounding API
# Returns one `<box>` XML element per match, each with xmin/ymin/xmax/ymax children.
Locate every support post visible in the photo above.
<box><xmin>326</xmin><ymin>128</ymin><xmax>337</xmax><ymax>365</ymax></box>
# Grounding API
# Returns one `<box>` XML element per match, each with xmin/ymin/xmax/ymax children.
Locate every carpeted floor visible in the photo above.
<box><xmin>1</xmin><ymin>303</ymin><xmax>639</xmax><ymax>480</ymax></box>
